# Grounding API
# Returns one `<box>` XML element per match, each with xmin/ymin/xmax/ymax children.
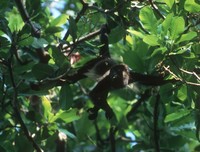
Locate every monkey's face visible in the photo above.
<box><xmin>109</xmin><ymin>64</ymin><xmax>130</xmax><ymax>89</ymax></box>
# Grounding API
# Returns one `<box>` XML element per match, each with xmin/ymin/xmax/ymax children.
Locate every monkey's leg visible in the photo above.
<box><xmin>88</xmin><ymin>76</ymin><xmax>114</xmax><ymax>119</ymax></box>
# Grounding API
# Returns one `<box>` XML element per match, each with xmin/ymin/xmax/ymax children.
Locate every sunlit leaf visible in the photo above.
<box><xmin>41</xmin><ymin>97</ymin><xmax>53</xmax><ymax>121</ymax></box>
<box><xmin>165</xmin><ymin>109</ymin><xmax>191</xmax><ymax>123</ymax></box>
<box><xmin>50</xmin><ymin>14</ymin><xmax>69</xmax><ymax>27</ymax></box>
<box><xmin>50</xmin><ymin>109</ymin><xmax>80</xmax><ymax>123</ymax></box>
<box><xmin>6</xmin><ymin>7</ymin><xmax>24</xmax><ymax>32</ymax></box>
<box><xmin>127</xmin><ymin>29</ymin><xmax>144</xmax><ymax>39</ymax></box>
<box><xmin>139</xmin><ymin>6</ymin><xmax>157</xmax><ymax>34</ymax></box>
<box><xmin>177</xmin><ymin>85</ymin><xmax>187</xmax><ymax>101</ymax></box>
<box><xmin>177</xmin><ymin>31</ymin><xmax>197</xmax><ymax>43</ymax></box>
<box><xmin>162</xmin><ymin>13</ymin><xmax>173</xmax><ymax>35</ymax></box>
<box><xmin>143</xmin><ymin>35</ymin><xmax>160</xmax><ymax>46</ymax></box>
<box><xmin>170</xmin><ymin>16</ymin><xmax>185</xmax><ymax>40</ymax></box>
<box><xmin>164</xmin><ymin>0</ymin><xmax>175</xmax><ymax>9</ymax></box>
<box><xmin>184</xmin><ymin>0</ymin><xmax>200</xmax><ymax>12</ymax></box>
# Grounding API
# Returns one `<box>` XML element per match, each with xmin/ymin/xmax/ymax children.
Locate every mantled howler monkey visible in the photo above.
<box><xmin>66</xmin><ymin>24</ymin><xmax>176</xmax><ymax>120</ymax></box>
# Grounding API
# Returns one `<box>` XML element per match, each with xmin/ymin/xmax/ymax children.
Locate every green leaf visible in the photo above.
<box><xmin>139</xmin><ymin>6</ymin><xmax>157</xmax><ymax>34</ymax></box>
<box><xmin>6</xmin><ymin>7</ymin><xmax>24</xmax><ymax>32</ymax></box>
<box><xmin>50</xmin><ymin>14</ymin><xmax>68</xmax><ymax>27</ymax></box>
<box><xmin>19</xmin><ymin>90</ymin><xmax>49</xmax><ymax>96</ymax></box>
<box><xmin>109</xmin><ymin>26</ymin><xmax>126</xmax><ymax>44</ymax></box>
<box><xmin>143</xmin><ymin>35</ymin><xmax>160</xmax><ymax>46</ymax></box>
<box><xmin>162</xmin><ymin>13</ymin><xmax>174</xmax><ymax>35</ymax></box>
<box><xmin>165</xmin><ymin>109</ymin><xmax>191</xmax><ymax>123</ymax></box>
<box><xmin>184</xmin><ymin>0</ymin><xmax>200</xmax><ymax>13</ymax></box>
<box><xmin>177</xmin><ymin>85</ymin><xmax>187</xmax><ymax>101</ymax></box>
<box><xmin>50</xmin><ymin>109</ymin><xmax>80</xmax><ymax>123</ymax></box>
<box><xmin>59</xmin><ymin>85</ymin><xmax>73</xmax><ymax>109</ymax></box>
<box><xmin>0</xmin><ymin>17</ymin><xmax>12</xmax><ymax>37</ymax></box>
<box><xmin>41</xmin><ymin>97</ymin><xmax>53</xmax><ymax>121</ymax></box>
<box><xmin>45</xmin><ymin>26</ymin><xmax>63</xmax><ymax>34</ymax></box>
<box><xmin>18</xmin><ymin>34</ymin><xmax>34</xmax><ymax>46</ymax></box>
<box><xmin>127</xmin><ymin>29</ymin><xmax>144</xmax><ymax>39</ymax></box>
<box><xmin>164</xmin><ymin>0</ymin><xmax>175</xmax><ymax>9</ymax></box>
<box><xmin>150</xmin><ymin>47</ymin><xmax>167</xmax><ymax>57</ymax></box>
<box><xmin>32</xmin><ymin>63</ymin><xmax>54</xmax><ymax>80</ymax></box>
<box><xmin>32</xmin><ymin>38</ymin><xmax>48</xmax><ymax>48</ymax></box>
<box><xmin>177</xmin><ymin>31</ymin><xmax>197</xmax><ymax>43</ymax></box>
<box><xmin>0</xmin><ymin>36</ymin><xmax>10</xmax><ymax>49</ymax></box>
<box><xmin>13</xmin><ymin>62</ymin><xmax>35</xmax><ymax>74</ymax></box>
<box><xmin>68</xmin><ymin>17</ymin><xmax>77</xmax><ymax>41</ymax></box>
<box><xmin>170</xmin><ymin>16</ymin><xmax>185</xmax><ymax>40</ymax></box>
<box><xmin>49</xmin><ymin>46</ymin><xmax>70</xmax><ymax>69</ymax></box>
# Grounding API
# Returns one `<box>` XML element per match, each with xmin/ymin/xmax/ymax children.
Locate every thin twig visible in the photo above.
<box><xmin>63</xmin><ymin>0</ymin><xmax>89</xmax><ymax>40</ymax></box>
<box><xmin>62</xmin><ymin>28</ymin><xmax>101</xmax><ymax>51</ymax></box>
<box><xmin>149</xmin><ymin>0</ymin><xmax>165</xmax><ymax>19</ymax></box>
<box><xmin>163</xmin><ymin>66</ymin><xmax>200</xmax><ymax>86</ymax></box>
<box><xmin>180</xmin><ymin>68</ymin><xmax>200</xmax><ymax>81</ymax></box>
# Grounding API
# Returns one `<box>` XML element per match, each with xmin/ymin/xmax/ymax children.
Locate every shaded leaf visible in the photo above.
<box><xmin>68</xmin><ymin>17</ymin><xmax>77</xmax><ymax>41</ymax></box>
<box><xmin>32</xmin><ymin>63</ymin><xmax>54</xmax><ymax>80</ymax></box>
<box><xmin>109</xmin><ymin>25</ymin><xmax>126</xmax><ymax>44</ymax></box>
<box><xmin>49</xmin><ymin>46</ymin><xmax>70</xmax><ymax>69</ymax></box>
<box><xmin>32</xmin><ymin>38</ymin><xmax>48</xmax><ymax>48</ymax></box>
<box><xmin>18</xmin><ymin>34</ymin><xmax>34</xmax><ymax>46</ymax></box>
<box><xmin>45</xmin><ymin>26</ymin><xmax>63</xmax><ymax>34</ymax></box>
<box><xmin>59</xmin><ymin>85</ymin><xmax>73</xmax><ymax>109</ymax></box>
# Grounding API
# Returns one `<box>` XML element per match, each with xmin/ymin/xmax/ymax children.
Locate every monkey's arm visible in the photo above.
<box><xmin>129</xmin><ymin>71</ymin><xmax>178</xmax><ymax>86</ymax></box>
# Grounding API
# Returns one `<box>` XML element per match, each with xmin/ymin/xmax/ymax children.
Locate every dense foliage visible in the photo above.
<box><xmin>0</xmin><ymin>0</ymin><xmax>199</xmax><ymax>151</ymax></box>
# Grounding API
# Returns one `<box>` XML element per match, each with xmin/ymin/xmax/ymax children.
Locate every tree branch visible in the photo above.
<box><xmin>127</xmin><ymin>90</ymin><xmax>151</xmax><ymax>119</ymax></box>
<box><xmin>110</xmin><ymin>126</ymin><xmax>116</xmax><ymax>152</ymax></box>
<box><xmin>14</xmin><ymin>0</ymin><xmax>50</xmax><ymax>63</ymax></box>
<box><xmin>153</xmin><ymin>94</ymin><xmax>160</xmax><ymax>152</ymax></box>
<box><xmin>8</xmin><ymin>45</ymin><xmax>42</xmax><ymax>152</ymax></box>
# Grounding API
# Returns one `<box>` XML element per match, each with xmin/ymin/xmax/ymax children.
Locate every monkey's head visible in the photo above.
<box><xmin>109</xmin><ymin>64</ymin><xmax>130</xmax><ymax>89</ymax></box>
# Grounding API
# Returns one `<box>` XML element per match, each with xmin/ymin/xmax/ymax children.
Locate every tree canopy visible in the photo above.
<box><xmin>0</xmin><ymin>0</ymin><xmax>200</xmax><ymax>151</ymax></box>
